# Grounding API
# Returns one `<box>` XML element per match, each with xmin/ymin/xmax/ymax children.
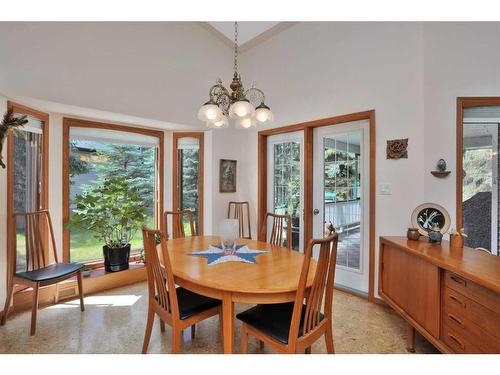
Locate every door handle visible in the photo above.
<box><xmin>313</xmin><ymin>208</ymin><xmax>320</xmax><ymax>215</ymax></box>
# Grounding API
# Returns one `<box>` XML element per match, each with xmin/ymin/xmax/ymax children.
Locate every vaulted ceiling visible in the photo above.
<box><xmin>0</xmin><ymin>22</ymin><xmax>294</xmax><ymax>130</ymax></box>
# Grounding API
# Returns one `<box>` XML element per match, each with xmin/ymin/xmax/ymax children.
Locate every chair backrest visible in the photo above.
<box><xmin>142</xmin><ymin>226</ymin><xmax>179</xmax><ymax>319</ymax></box>
<box><xmin>261</xmin><ymin>212</ymin><xmax>292</xmax><ymax>249</ymax></box>
<box><xmin>227</xmin><ymin>201</ymin><xmax>252</xmax><ymax>239</ymax></box>
<box><xmin>164</xmin><ymin>210</ymin><xmax>195</xmax><ymax>240</ymax></box>
<box><xmin>13</xmin><ymin>210</ymin><xmax>58</xmax><ymax>272</ymax></box>
<box><xmin>288</xmin><ymin>234</ymin><xmax>338</xmax><ymax>344</ymax></box>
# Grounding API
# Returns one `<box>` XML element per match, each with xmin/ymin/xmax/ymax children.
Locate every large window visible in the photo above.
<box><xmin>63</xmin><ymin>119</ymin><xmax>164</xmax><ymax>264</ymax></box>
<box><xmin>173</xmin><ymin>133</ymin><xmax>204</xmax><ymax>235</ymax></box>
<box><xmin>461</xmin><ymin>105</ymin><xmax>500</xmax><ymax>255</ymax></box>
<box><xmin>7</xmin><ymin>102</ymin><xmax>49</xmax><ymax>273</ymax></box>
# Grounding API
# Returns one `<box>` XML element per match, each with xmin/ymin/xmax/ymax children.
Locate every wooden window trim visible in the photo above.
<box><xmin>62</xmin><ymin>117</ymin><xmax>165</xmax><ymax>265</ymax></box>
<box><xmin>172</xmin><ymin>132</ymin><xmax>204</xmax><ymax>235</ymax></box>
<box><xmin>6</xmin><ymin>101</ymin><xmax>50</xmax><ymax>275</ymax></box>
<box><xmin>456</xmin><ymin>97</ymin><xmax>500</xmax><ymax>231</ymax></box>
<box><xmin>257</xmin><ymin>110</ymin><xmax>376</xmax><ymax>302</ymax></box>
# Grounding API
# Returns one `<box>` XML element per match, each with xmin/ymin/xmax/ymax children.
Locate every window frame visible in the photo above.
<box><xmin>172</xmin><ymin>132</ymin><xmax>204</xmax><ymax>235</ymax></box>
<box><xmin>62</xmin><ymin>117</ymin><xmax>164</xmax><ymax>266</ymax></box>
<box><xmin>6</xmin><ymin>101</ymin><xmax>50</xmax><ymax>278</ymax></box>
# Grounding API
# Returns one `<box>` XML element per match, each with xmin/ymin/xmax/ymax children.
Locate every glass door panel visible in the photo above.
<box><xmin>323</xmin><ymin>133</ymin><xmax>361</xmax><ymax>270</ymax></box>
<box><xmin>267</xmin><ymin>132</ymin><xmax>303</xmax><ymax>251</ymax></box>
<box><xmin>313</xmin><ymin>120</ymin><xmax>370</xmax><ymax>294</ymax></box>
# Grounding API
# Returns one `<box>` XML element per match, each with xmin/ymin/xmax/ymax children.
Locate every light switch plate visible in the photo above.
<box><xmin>378</xmin><ymin>183</ymin><xmax>392</xmax><ymax>195</ymax></box>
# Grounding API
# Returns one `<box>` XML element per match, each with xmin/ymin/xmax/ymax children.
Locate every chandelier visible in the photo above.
<box><xmin>197</xmin><ymin>22</ymin><xmax>274</xmax><ymax>129</ymax></box>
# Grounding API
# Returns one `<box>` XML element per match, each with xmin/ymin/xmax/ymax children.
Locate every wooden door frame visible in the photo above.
<box><xmin>172</xmin><ymin>132</ymin><xmax>204</xmax><ymax>235</ymax></box>
<box><xmin>62</xmin><ymin>117</ymin><xmax>165</xmax><ymax>264</ymax></box>
<box><xmin>258</xmin><ymin>110</ymin><xmax>376</xmax><ymax>301</ymax></box>
<box><xmin>456</xmin><ymin>97</ymin><xmax>500</xmax><ymax>232</ymax></box>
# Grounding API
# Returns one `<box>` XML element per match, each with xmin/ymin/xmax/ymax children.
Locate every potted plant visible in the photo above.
<box><xmin>67</xmin><ymin>176</ymin><xmax>148</xmax><ymax>272</ymax></box>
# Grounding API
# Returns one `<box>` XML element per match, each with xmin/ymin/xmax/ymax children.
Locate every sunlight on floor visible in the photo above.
<box><xmin>47</xmin><ymin>294</ymin><xmax>142</xmax><ymax>309</ymax></box>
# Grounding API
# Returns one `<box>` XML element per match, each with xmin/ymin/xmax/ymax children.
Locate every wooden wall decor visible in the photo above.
<box><xmin>386</xmin><ymin>138</ymin><xmax>408</xmax><ymax>159</ymax></box>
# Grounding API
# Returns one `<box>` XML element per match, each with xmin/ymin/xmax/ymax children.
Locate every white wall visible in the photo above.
<box><xmin>206</xmin><ymin>127</ymin><xmax>259</xmax><ymax>237</ymax></box>
<box><xmin>239</xmin><ymin>22</ymin><xmax>427</xmax><ymax>297</ymax></box>
<box><xmin>423</xmin><ymin>22</ymin><xmax>500</xmax><ymax>223</ymax></box>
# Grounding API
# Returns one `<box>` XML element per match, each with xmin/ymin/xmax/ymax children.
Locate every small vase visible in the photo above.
<box><xmin>407</xmin><ymin>228</ymin><xmax>421</xmax><ymax>241</ymax></box>
<box><xmin>428</xmin><ymin>230</ymin><xmax>443</xmax><ymax>244</ymax></box>
<box><xmin>450</xmin><ymin>233</ymin><xmax>464</xmax><ymax>248</ymax></box>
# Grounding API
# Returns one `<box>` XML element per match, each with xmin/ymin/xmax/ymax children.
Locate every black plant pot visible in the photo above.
<box><xmin>103</xmin><ymin>244</ymin><xmax>130</xmax><ymax>272</ymax></box>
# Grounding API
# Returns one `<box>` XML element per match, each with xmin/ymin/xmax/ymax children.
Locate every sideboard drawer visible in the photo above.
<box><xmin>442</xmin><ymin>323</ymin><xmax>483</xmax><ymax>353</ymax></box>
<box><xmin>444</xmin><ymin>271</ymin><xmax>500</xmax><ymax>312</ymax></box>
<box><xmin>443</xmin><ymin>303</ymin><xmax>500</xmax><ymax>353</ymax></box>
<box><xmin>443</xmin><ymin>287</ymin><xmax>500</xmax><ymax>341</ymax></box>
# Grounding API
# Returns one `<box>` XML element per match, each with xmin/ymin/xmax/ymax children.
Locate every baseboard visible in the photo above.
<box><xmin>334</xmin><ymin>283</ymin><xmax>369</xmax><ymax>299</ymax></box>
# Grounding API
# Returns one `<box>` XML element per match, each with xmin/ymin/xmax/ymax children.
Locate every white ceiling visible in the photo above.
<box><xmin>208</xmin><ymin>22</ymin><xmax>280</xmax><ymax>47</ymax></box>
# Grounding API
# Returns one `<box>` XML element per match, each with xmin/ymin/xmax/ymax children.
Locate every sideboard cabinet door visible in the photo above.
<box><xmin>380</xmin><ymin>245</ymin><xmax>440</xmax><ymax>338</ymax></box>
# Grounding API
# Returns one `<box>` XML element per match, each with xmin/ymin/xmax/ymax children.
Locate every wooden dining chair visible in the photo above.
<box><xmin>260</xmin><ymin>212</ymin><xmax>292</xmax><ymax>249</ymax></box>
<box><xmin>227</xmin><ymin>201</ymin><xmax>252</xmax><ymax>239</ymax></box>
<box><xmin>141</xmin><ymin>226</ymin><xmax>222</xmax><ymax>354</ymax></box>
<box><xmin>237</xmin><ymin>234</ymin><xmax>339</xmax><ymax>354</ymax></box>
<box><xmin>1</xmin><ymin>210</ymin><xmax>85</xmax><ymax>335</ymax></box>
<box><xmin>164</xmin><ymin>210</ymin><xmax>195</xmax><ymax>240</ymax></box>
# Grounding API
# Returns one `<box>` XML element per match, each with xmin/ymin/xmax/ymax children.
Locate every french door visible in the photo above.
<box><xmin>312</xmin><ymin>120</ymin><xmax>370</xmax><ymax>294</ymax></box>
<box><xmin>267</xmin><ymin>131</ymin><xmax>304</xmax><ymax>251</ymax></box>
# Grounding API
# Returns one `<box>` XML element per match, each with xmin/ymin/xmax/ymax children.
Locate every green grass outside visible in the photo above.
<box><xmin>69</xmin><ymin>216</ymin><xmax>155</xmax><ymax>263</ymax></box>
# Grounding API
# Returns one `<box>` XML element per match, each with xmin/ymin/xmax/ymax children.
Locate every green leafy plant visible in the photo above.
<box><xmin>0</xmin><ymin>109</ymin><xmax>28</xmax><ymax>169</ymax></box>
<box><xmin>67</xmin><ymin>176</ymin><xmax>148</xmax><ymax>249</ymax></box>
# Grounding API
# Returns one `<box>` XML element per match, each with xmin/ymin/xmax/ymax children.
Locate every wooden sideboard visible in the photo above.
<box><xmin>379</xmin><ymin>236</ymin><xmax>500</xmax><ymax>353</ymax></box>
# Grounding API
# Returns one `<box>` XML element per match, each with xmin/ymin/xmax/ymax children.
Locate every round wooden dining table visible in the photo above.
<box><xmin>166</xmin><ymin>235</ymin><xmax>316</xmax><ymax>354</ymax></box>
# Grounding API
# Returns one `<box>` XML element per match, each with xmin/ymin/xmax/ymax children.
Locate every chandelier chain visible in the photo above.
<box><xmin>233</xmin><ymin>21</ymin><xmax>238</xmax><ymax>75</ymax></box>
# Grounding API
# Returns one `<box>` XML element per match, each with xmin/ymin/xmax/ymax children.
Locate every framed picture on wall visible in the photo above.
<box><xmin>219</xmin><ymin>159</ymin><xmax>237</xmax><ymax>193</ymax></box>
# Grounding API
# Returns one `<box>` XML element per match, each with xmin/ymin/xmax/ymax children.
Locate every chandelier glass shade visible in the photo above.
<box><xmin>198</xmin><ymin>22</ymin><xmax>273</xmax><ymax>129</ymax></box>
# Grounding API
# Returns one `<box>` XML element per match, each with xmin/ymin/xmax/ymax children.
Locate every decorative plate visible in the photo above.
<box><xmin>411</xmin><ymin>203</ymin><xmax>450</xmax><ymax>236</ymax></box>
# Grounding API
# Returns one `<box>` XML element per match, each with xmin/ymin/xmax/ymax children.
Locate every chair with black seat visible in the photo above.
<box><xmin>1</xmin><ymin>210</ymin><xmax>85</xmax><ymax>335</ymax></box>
<box><xmin>237</xmin><ymin>234</ymin><xmax>338</xmax><ymax>354</ymax></box>
<box><xmin>164</xmin><ymin>209</ymin><xmax>196</xmax><ymax>240</ymax></box>
<box><xmin>141</xmin><ymin>226</ymin><xmax>222</xmax><ymax>354</ymax></box>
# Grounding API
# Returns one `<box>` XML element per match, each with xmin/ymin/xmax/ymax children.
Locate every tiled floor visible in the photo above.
<box><xmin>0</xmin><ymin>282</ymin><xmax>439</xmax><ymax>354</ymax></box>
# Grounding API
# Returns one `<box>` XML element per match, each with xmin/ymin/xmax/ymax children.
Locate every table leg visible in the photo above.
<box><xmin>406</xmin><ymin>322</ymin><xmax>415</xmax><ymax>353</ymax></box>
<box><xmin>222</xmin><ymin>293</ymin><xmax>234</xmax><ymax>354</ymax></box>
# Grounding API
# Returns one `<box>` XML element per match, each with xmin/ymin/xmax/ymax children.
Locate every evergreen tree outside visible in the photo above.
<box><xmin>69</xmin><ymin>141</ymin><xmax>156</xmax><ymax>262</ymax></box>
<box><xmin>179</xmin><ymin>148</ymin><xmax>199</xmax><ymax>233</ymax></box>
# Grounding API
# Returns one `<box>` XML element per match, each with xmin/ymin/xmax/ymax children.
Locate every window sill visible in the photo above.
<box><xmin>82</xmin><ymin>262</ymin><xmax>145</xmax><ymax>279</ymax></box>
